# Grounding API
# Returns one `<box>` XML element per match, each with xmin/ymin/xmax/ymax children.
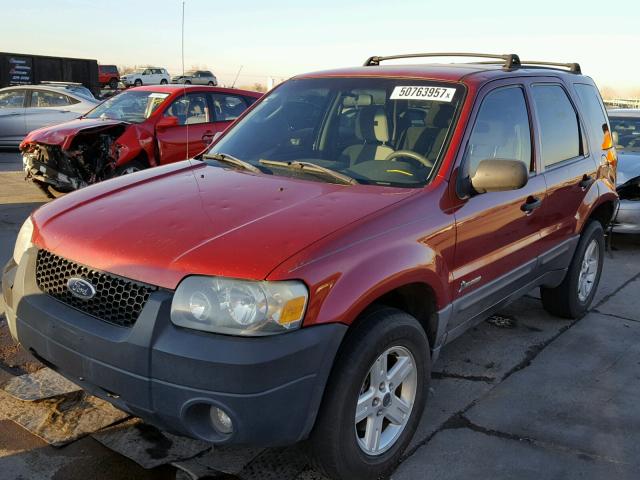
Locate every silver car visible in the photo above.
<box><xmin>609</xmin><ymin>109</ymin><xmax>640</xmax><ymax>233</ymax></box>
<box><xmin>0</xmin><ymin>84</ymin><xmax>100</xmax><ymax>147</ymax></box>
<box><xmin>171</xmin><ymin>70</ymin><xmax>218</xmax><ymax>86</ymax></box>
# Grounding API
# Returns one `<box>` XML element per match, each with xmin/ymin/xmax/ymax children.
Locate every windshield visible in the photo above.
<box><xmin>85</xmin><ymin>90</ymin><xmax>169</xmax><ymax>123</ymax></box>
<box><xmin>208</xmin><ymin>77</ymin><xmax>463</xmax><ymax>187</ymax></box>
<box><xmin>610</xmin><ymin>116</ymin><xmax>640</xmax><ymax>152</ymax></box>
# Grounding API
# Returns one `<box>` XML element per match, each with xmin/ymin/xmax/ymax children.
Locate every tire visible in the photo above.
<box><xmin>160</xmin><ymin>79</ymin><xmax>168</xmax><ymax>85</ymax></box>
<box><xmin>134</xmin><ymin>79</ymin><xmax>142</xmax><ymax>87</ymax></box>
<box><xmin>541</xmin><ymin>220</ymin><xmax>604</xmax><ymax>319</ymax></box>
<box><xmin>115</xmin><ymin>159</ymin><xmax>147</xmax><ymax>176</ymax></box>
<box><xmin>307</xmin><ymin>307</ymin><xmax>430</xmax><ymax>480</ymax></box>
<box><xmin>109</xmin><ymin>78</ymin><xmax>118</xmax><ymax>90</ymax></box>
<box><xmin>185</xmin><ymin>80</ymin><xmax>192</xmax><ymax>85</ymax></box>
<box><xmin>207</xmin><ymin>81</ymin><xmax>214</xmax><ymax>86</ymax></box>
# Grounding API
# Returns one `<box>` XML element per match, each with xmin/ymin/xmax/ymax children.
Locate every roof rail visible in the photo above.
<box><xmin>363</xmin><ymin>52</ymin><xmax>521</xmax><ymax>70</ymax></box>
<box><xmin>519</xmin><ymin>60</ymin><xmax>581</xmax><ymax>74</ymax></box>
<box><xmin>39</xmin><ymin>81</ymin><xmax>84</xmax><ymax>86</ymax></box>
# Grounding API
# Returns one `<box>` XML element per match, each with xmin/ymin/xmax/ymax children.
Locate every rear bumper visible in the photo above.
<box><xmin>613</xmin><ymin>199</ymin><xmax>640</xmax><ymax>234</ymax></box>
<box><xmin>2</xmin><ymin>250</ymin><xmax>346</xmax><ymax>446</ymax></box>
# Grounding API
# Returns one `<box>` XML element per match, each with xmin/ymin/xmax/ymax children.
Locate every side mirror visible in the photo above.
<box><xmin>156</xmin><ymin>116</ymin><xmax>179</xmax><ymax>130</ymax></box>
<box><xmin>471</xmin><ymin>159</ymin><xmax>528</xmax><ymax>194</ymax></box>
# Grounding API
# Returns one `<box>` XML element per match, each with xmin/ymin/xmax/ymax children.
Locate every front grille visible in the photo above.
<box><xmin>35</xmin><ymin>250</ymin><xmax>156</xmax><ymax>327</ymax></box>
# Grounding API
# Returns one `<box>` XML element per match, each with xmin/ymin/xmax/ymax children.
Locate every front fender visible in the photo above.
<box><xmin>268</xmin><ymin>216</ymin><xmax>455</xmax><ymax>328</ymax></box>
<box><xmin>115</xmin><ymin>125</ymin><xmax>157</xmax><ymax>167</ymax></box>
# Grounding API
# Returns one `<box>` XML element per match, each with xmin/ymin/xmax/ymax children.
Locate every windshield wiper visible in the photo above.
<box><xmin>202</xmin><ymin>153</ymin><xmax>262</xmax><ymax>174</ymax></box>
<box><xmin>259</xmin><ymin>159</ymin><xmax>357</xmax><ymax>185</ymax></box>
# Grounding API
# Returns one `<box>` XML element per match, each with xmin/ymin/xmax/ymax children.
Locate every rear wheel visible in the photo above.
<box><xmin>541</xmin><ymin>220</ymin><xmax>604</xmax><ymax>318</ymax></box>
<box><xmin>308</xmin><ymin>307</ymin><xmax>430</xmax><ymax>480</ymax></box>
<box><xmin>207</xmin><ymin>81</ymin><xmax>214</xmax><ymax>86</ymax></box>
<box><xmin>160</xmin><ymin>79</ymin><xmax>168</xmax><ymax>85</ymax></box>
<box><xmin>185</xmin><ymin>80</ymin><xmax>192</xmax><ymax>85</ymax></box>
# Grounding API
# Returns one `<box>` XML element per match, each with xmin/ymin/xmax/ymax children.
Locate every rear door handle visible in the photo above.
<box><xmin>580</xmin><ymin>174</ymin><xmax>595</xmax><ymax>189</ymax></box>
<box><xmin>521</xmin><ymin>196</ymin><xmax>542</xmax><ymax>213</ymax></box>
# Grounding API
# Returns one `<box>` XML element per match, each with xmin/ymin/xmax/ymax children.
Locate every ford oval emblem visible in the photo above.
<box><xmin>67</xmin><ymin>277</ymin><xmax>96</xmax><ymax>300</ymax></box>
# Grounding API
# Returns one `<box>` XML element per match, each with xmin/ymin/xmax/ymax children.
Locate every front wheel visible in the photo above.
<box><xmin>109</xmin><ymin>78</ymin><xmax>118</xmax><ymax>89</ymax></box>
<box><xmin>160</xmin><ymin>79</ymin><xmax>168</xmax><ymax>85</ymax></box>
<box><xmin>541</xmin><ymin>220</ymin><xmax>604</xmax><ymax>319</ymax></box>
<box><xmin>207</xmin><ymin>81</ymin><xmax>215</xmax><ymax>86</ymax></box>
<box><xmin>308</xmin><ymin>307</ymin><xmax>430</xmax><ymax>480</ymax></box>
<box><xmin>134</xmin><ymin>79</ymin><xmax>142</xmax><ymax>87</ymax></box>
<box><xmin>115</xmin><ymin>159</ymin><xmax>147</xmax><ymax>176</ymax></box>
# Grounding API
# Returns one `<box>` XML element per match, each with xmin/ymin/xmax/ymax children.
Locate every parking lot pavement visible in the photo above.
<box><xmin>0</xmin><ymin>177</ymin><xmax>639</xmax><ymax>479</ymax></box>
<box><xmin>0</xmin><ymin>149</ymin><xmax>21</xmax><ymax>172</ymax></box>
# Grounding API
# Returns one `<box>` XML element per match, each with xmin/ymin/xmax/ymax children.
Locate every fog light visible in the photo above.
<box><xmin>210</xmin><ymin>406</ymin><xmax>233</xmax><ymax>434</ymax></box>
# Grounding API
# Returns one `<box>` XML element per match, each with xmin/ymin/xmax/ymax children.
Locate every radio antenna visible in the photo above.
<box><xmin>231</xmin><ymin>65</ymin><xmax>243</xmax><ymax>88</ymax></box>
<box><xmin>181</xmin><ymin>0</ymin><xmax>189</xmax><ymax>159</ymax></box>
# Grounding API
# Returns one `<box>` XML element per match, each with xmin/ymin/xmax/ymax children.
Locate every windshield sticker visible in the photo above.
<box><xmin>149</xmin><ymin>93</ymin><xmax>170</xmax><ymax>99</ymax></box>
<box><xmin>390</xmin><ymin>86</ymin><xmax>456</xmax><ymax>102</ymax></box>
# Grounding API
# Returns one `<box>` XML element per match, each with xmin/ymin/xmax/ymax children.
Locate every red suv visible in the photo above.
<box><xmin>98</xmin><ymin>65</ymin><xmax>120</xmax><ymax>90</ymax></box>
<box><xmin>4</xmin><ymin>53</ymin><xmax>618</xmax><ymax>479</ymax></box>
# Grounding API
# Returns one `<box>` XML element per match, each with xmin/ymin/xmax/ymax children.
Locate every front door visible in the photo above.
<box><xmin>449</xmin><ymin>83</ymin><xmax>547</xmax><ymax>337</ymax></box>
<box><xmin>156</xmin><ymin>91</ymin><xmax>217</xmax><ymax>163</ymax></box>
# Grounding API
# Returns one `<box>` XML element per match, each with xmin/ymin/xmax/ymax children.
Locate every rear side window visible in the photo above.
<box><xmin>574</xmin><ymin>83</ymin><xmax>609</xmax><ymax>148</ymax></box>
<box><xmin>0</xmin><ymin>90</ymin><xmax>26</xmax><ymax>108</ymax></box>
<box><xmin>466</xmin><ymin>86</ymin><xmax>532</xmax><ymax>175</ymax></box>
<box><xmin>209</xmin><ymin>93</ymin><xmax>248</xmax><ymax>121</ymax></box>
<box><xmin>531</xmin><ymin>85</ymin><xmax>581</xmax><ymax>167</ymax></box>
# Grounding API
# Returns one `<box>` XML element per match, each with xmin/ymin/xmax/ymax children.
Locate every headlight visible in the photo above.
<box><xmin>13</xmin><ymin>217</ymin><xmax>34</xmax><ymax>265</ymax></box>
<box><xmin>171</xmin><ymin>276</ymin><xmax>308</xmax><ymax>336</ymax></box>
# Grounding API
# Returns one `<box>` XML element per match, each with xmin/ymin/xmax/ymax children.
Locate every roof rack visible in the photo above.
<box><xmin>519</xmin><ymin>60</ymin><xmax>581</xmax><ymax>74</ymax></box>
<box><xmin>363</xmin><ymin>52</ymin><xmax>521</xmax><ymax>70</ymax></box>
<box><xmin>363</xmin><ymin>53</ymin><xmax>583</xmax><ymax>74</ymax></box>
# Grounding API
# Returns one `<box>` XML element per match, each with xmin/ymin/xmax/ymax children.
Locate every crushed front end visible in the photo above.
<box><xmin>21</xmin><ymin>123</ymin><xmax>128</xmax><ymax>193</ymax></box>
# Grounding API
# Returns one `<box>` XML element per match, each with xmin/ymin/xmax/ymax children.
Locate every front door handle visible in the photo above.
<box><xmin>521</xmin><ymin>196</ymin><xmax>542</xmax><ymax>213</ymax></box>
<box><xmin>580</xmin><ymin>174</ymin><xmax>595</xmax><ymax>189</ymax></box>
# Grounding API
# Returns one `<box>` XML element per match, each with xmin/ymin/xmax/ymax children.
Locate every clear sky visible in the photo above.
<box><xmin>2</xmin><ymin>0</ymin><xmax>639</xmax><ymax>95</ymax></box>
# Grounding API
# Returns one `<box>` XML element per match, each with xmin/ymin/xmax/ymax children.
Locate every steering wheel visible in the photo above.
<box><xmin>385</xmin><ymin>150</ymin><xmax>433</xmax><ymax>168</ymax></box>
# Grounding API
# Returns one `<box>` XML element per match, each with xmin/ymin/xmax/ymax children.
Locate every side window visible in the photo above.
<box><xmin>531</xmin><ymin>85</ymin><xmax>581</xmax><ymax>167</ymax></box>
<box><xmin>31</xmin><ymin>90</ymin><xmax>71</xmax><ymax>108</ymax></box>
<box><xmin>574</xmin><ymin>83</ymin><xmax>609</xmax><ymax>147</ymax></box>
<box><xmin>143</xmin><ymin>69</ymin><xmax>151</xmax><ymax>75</ymax></box>
<box><xmin>164</xmin><ymin>93</ymin><xmax>210</xmax><ymax>125</ymax></box>
<box><xmin>466</xmin><ymin>86</ymin><xmax>532</xmax><ymax>176</ymax></box>
<box><xmin>0</xmin><ymin>90</ymin><xmax>26</xmax><ymax>109</ymax></box>
<box><xmin>210</xmin><ymin>94</ymin><xmax>248</xmax><ymax>121</ymax></box>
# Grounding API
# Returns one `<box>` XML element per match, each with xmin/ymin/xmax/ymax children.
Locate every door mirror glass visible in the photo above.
<box><xmin>471</xmin><ymin>159</ymin><xmax>528</xmax><ymax>194</ymax></box>
<box><xmin>156</xmin><ymin>115</ymin><xmax>179</xmax><ymax>129</ymax></box>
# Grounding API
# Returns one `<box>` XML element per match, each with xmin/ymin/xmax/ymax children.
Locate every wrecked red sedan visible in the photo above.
<box><xmin>20</xmin><ymin>85</ymin><xmax>261</xmax><ymax>193</ymax></box>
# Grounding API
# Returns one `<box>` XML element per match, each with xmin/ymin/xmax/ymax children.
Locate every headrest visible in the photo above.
<box><xmin>433</xmin><ymin>104</ymin><xmax>455</xmax><ymax>128</ymax></box>
<box><xmin>342</xmin><ymin>94</ymin><xmax>373</xmax><ymax>107</ymax></box>
<box><xmin>355</xmin><ymin>106</ymin><xmax>389</xmax><ymax>143</ymax></box>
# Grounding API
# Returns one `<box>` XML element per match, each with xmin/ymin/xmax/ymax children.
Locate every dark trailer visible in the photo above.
<box><xmin>0</xmin><ymin>52</ymin><xmax>99</xmax><ymax>95</ymax></box>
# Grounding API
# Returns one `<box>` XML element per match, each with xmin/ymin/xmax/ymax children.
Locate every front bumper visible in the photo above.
<box><xmin>2</xmin><ymin>250</ymin><xmax>346</xmax><ymax>446</ymax></box>
<box><xmin>613</xmin><ymin>199</ymin><xmax>640</xmax><ymax>234</ymax></box>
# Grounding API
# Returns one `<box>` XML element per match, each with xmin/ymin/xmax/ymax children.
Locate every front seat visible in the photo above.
<box><xmin>341</xmin><ymin>106</ymin><xmax>394</xmax><ymax>165</ymax></box>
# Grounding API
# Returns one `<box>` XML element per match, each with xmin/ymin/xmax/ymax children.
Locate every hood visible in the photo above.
<box><xmin>31</xmin><ymin>161</ymin><xmax>416</xmax><ymax>289</ymax></box>
<box><xmin>20</xmin><ymin>118</ymin><xmax>129</xmax><ymax>150</ymax></box>
<box><xmin>617</xmin><ymin>151</ymin><xmax>640</xmax><ymax>186</ymax></box>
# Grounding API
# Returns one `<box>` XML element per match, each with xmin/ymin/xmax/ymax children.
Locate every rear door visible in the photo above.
<box><xmin>156</xmin><ymin>91</ymin><xmax>214</xmax><ymax>163</ymax></box>
<box><xmin>208</xmin><ymin>92</ymin><xmax>250</xmax><ymax>134</ymax></box>
<box><xmin>449</xmin><ymin>82</ymin><xmax>547</xmax><ymax>338</ymax></box>
<box><xmin>530</xmin><ymin>82</ymin><xmax>597</xmax><ymax>258</ymax></box>
<box><xmin>0</xmin><ymin>89</ymin><xmax>27</xmax><ymax>144</ymax></box>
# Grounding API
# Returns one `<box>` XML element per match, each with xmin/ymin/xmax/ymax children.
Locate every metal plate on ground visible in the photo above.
<box><xmin>0</xmin><ymin>388</ymin><xmax>129</xmax><ymax>447</ymax></box>
<box><xmin>93</xmin><ymin>418</ymin><xmax>211</xmax><ymax>469</ymax></box>
<box><xmin>2</xmin><ymin>367</ymin><xmax>82</xmax><ymax>401</ymax></box>
<box><xmin>173</xmin><ymin>445</ymin><xmax>265</xmax><ymax>478</ymax></box>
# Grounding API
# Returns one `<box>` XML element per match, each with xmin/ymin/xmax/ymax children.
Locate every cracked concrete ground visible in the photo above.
<box><xmin>1</xmin><ymin>161</ymin><xmax>639</xmax><ymax>479</ymax></box>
